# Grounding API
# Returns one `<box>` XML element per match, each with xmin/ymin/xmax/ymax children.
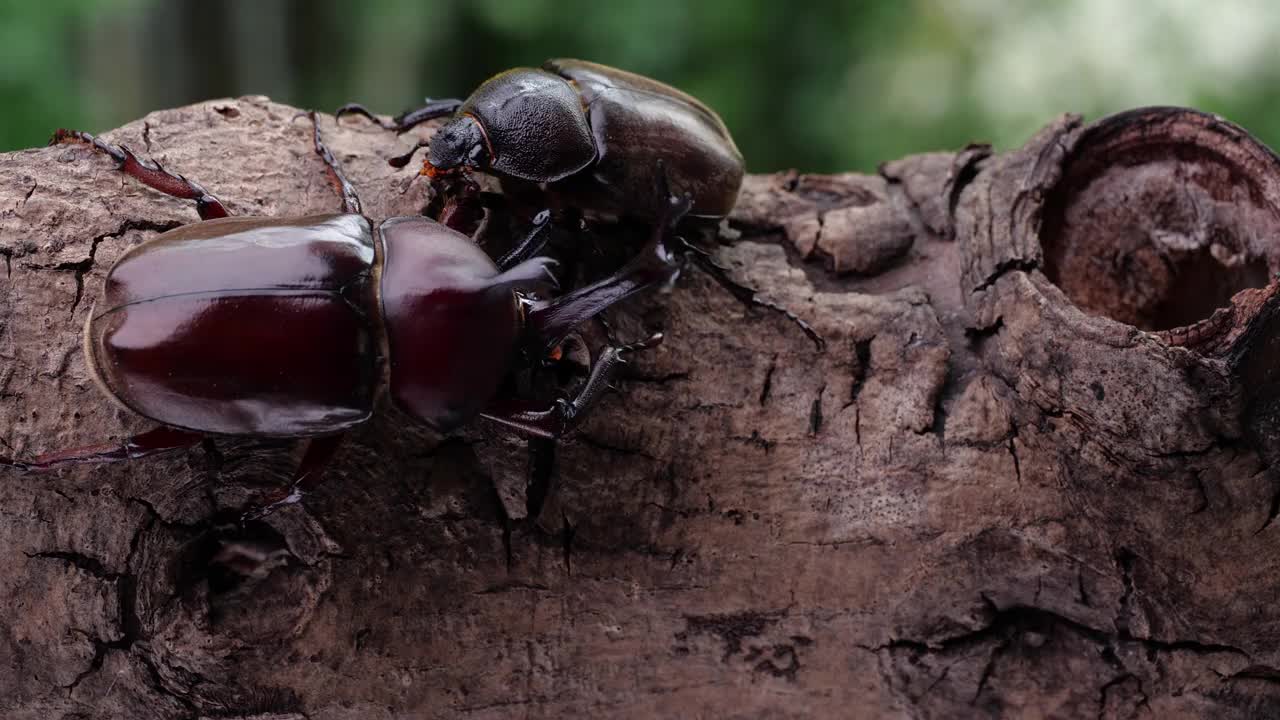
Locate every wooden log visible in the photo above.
<box><xmin>3</xmin><ymin>98</ymin><xmax>1280</xmax><ymax>718</ymax></box>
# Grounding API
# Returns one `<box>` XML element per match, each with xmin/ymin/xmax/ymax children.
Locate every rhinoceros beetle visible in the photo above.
<box><xmin>0</xmin><ymin>115</ymin><xmax>689</xmax><ymax>521</ymax></box>
<box><xmin>336</xmin><ymin>59</ymin><xmax>823</xmax><ymax>349</ymax></box>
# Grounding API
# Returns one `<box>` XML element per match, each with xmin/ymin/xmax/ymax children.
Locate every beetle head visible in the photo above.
<box><xmin>426</xmin><ymin>115</ymin><xmax>491</xmax><ymax>176</ymax></box>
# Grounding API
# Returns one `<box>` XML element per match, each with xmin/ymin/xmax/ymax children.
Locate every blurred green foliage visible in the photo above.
<box><xmin>4</xmin><ymin>0</ymin><xmax>1280</xmax><ymax>173</ymax></box>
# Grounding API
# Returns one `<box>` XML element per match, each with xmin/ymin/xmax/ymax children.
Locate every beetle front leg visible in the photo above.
<box><xmin>335</xmin><ymin>98</ymin><xmax>462</xmax><ymax>133</ymax></box>
<box><xmin>496</xmin><ymin>210</ymin><xmax>555</xmax><ymax>270</ymax></box>
<box><xmin>524</xmin><ymin>191</ymin><xmax>691</xmax><ymax>354</ymax></box>
<box><xmin>49</xmin><ymin>129</ymin><xmax>230</xmax><ymax>220</ymax></box>
<box><xmin>0</xmin><ymin>426</ymin><xmax>203</xmax><ymax>470</ymax></box>
<box><xmin>669</xmin><ymin>235</ymin><xmax>825</xmax><ymax>351</ymax></box>
<box><xmin>481</xmin><ymin>334</ymin><xmax>663</xmax><ymax>440</ymax></box>
<box><xmin>239</xmin><ymin>434</ymin><xmax>345</xmax><ymax>522</ymax></box>
<box><xmin>305</xmin><ymin>112</ymin><xmax>363</xmax><ymax>214</ymax></box>
<box><xmin>430</xmin><ymin>174</ymin><xmax>489</xmax><ymax>235</ymax></box>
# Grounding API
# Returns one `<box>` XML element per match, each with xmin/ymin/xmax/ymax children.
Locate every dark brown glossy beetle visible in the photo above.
<box><xmin>0</xmin><ymin>115</ymin><xmax>688</xmax><ymax>520</ymax></box>
<box><xmin>338</xmin><ymin>59</ymin><xmax>823</xmax><ymax>349</ymax></box>
<box><xmin>339</xmin><ymin>59</ymin><xmax>743</xmax><ymax>220</ymax></box>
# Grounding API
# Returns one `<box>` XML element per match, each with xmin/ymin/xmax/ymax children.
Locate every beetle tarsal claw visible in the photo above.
<box><xmin>618</xmin><ymin>333</ymin><xmax>664</xmax><ymax>355</ymax></box>
<box><xmin>555</xmin><ymin>398</ymin><xmax>578</xmax><ymax>425</ymax></box>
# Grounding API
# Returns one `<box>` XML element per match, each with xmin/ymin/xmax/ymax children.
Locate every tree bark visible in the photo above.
<box><xmin>4</xmin><ymin>98</ymin><xmax>1280</xmax><ymax>719</ymax></box>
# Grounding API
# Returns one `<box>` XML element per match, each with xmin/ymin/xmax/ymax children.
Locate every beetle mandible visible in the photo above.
<box><xmin>337</xmin><ymin>59</ymin><xmax>824</xmax><ymax>349</ymax></box>
<box><xmin>0</xmin><ymin>114</ymin><xmax>689</xmax><ymax>520</ymax></box>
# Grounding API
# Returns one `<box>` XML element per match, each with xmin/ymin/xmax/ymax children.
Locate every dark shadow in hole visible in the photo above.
<box><xmin>175</xmin><ymin>513</ymin><xmax>292</xmax><ymax>597</ymax></box>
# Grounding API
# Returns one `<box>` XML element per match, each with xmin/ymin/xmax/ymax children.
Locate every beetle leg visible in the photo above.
<box><xmin>432</xmin><ymin>174</ymin><xmax>487</xmax><ymax>235</ymax></box>
<box><xmin>524</xmin><ymin>191</ymin><xmax>692</xmax><ymax>354</ymax></box>
<box><xmin>670</xmin><ymin>235</ymin><xmax>826</xmax><ymax>351</ymax></box>
<box><xmin>49</xmin><ymin>129</ymin><xmax>229</xmax><ymax>220</ymax></box>
<box><xmin>496</xmin><ymin>210</ymin><xmax>554</xmax><ymax>270</ymax></box>
<box><xmin>335</xmin><ymin>98</ymin><xmax>462</xmax><ymax>133</ymax></box>
<box><xmin>0</xmin><ymin>426</ymin><xmax>203</xmax><ymax>471</ymax></box>
<box><xmin>388</xmin><ymin>140</ymin><xmax>430</xmax><ymax>169</ymax></box>
<box><xmin>480</xmin><ymin>334</ymin><xmax>663</xmax><ymax>440</ymax></box>
<box><xmin>643</xmin><ymin>159</ymin><xmax>825</xmax><ymax>348</ymax></box>
<box><xmin>239</xmin><ymin>434</ymin><xmax>345</xmax><ymax>522</ymax></box>
<box><xmin>594</xmin><ymin>313</ymin><xmax>622</xmax><ymax>347</ymax></box>
<box><xmin>306</xmin><ymin>111</ymin><xmax>363</xmax><ymax>214</ymax></box>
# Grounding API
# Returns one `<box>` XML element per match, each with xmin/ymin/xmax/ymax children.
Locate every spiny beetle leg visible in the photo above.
<box><xmin>305</xmin><ymin>111</ymin><xmax>362</xmax><ymax>214</ymax></box>
<box><xmin>645</xmin><ymin>157</ymin><xmax>823</xmax><ymax>348</ymax></box>
<box><xmin>432</xmin><ymin>174</ymin><xmax>487</xmax><ymax>235</ymax></box>
<box><xmin>49</xmin><ymin>129</ymin><xmax>229</xmax><ymax>220</ymax></box>
<box><xmin>480</xmin><ymin>333</ymin><xmax>663</xmax><ymax>440</ymax></box>
<box><xmin>595</xmin><ymin>313</ymin><xmax>622</xmax><ymax>347</ymax></box>
<box><xmin>496</xmin><ymin>210</ymin><xmax>554</xmax><ymax>271</ymax></box>
<box><xmin>671</xmin><ymin>235</ymin><xmax>826</xmax><ymax>352</ymax></box>
<box><xmin>334</xmin><ymin>98</ymin><xmax>462</xmax><ymax>133</ymax></box>
<box><xmin>0</xmin><ymin>426</ymin><xmax>203</xmax><ymax>471</ymax></box>
<box><xmin>525</xmin><ymin>191</ymin><xmax>692</xmax><ymax>355</ymax></box>
<box><xmin>240</xmin><ymin>434</ymin><xmax>345</xmax><ymax>523</ymax></box>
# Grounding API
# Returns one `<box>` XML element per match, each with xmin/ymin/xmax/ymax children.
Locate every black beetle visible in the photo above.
<box><xmin>339</xmin><ymin>59</ymin><xmax>743</xmax><ymax>220</ymax></box>
<box><xmin>338</xmin><ymin>59</ymin><xmax>824</xmax><ymax>349</ymax></box>
<box><xmin>0</xmin><ymin>115</ymin><xmax>689</xmax><ymax>520</ymax></box>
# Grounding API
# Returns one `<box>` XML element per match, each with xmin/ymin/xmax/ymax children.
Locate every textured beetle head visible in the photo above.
<box><xmin>427</xmin><ymin>115</ymin><xmax>490</xmax><ymax>175</ymax></box>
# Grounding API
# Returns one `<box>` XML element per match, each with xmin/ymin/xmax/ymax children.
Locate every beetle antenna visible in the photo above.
<box><xmin>335</xmin><ymin>98</ymin><xmax>462</xmax><ymax>133</ymax></box>
<box><xmin>389</xmin><ymin>141</ymin><xmax>430</xmax><ymax>169</ymax></box>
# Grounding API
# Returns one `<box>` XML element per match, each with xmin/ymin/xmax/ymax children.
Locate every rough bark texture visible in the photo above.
<box><xmin>4</xmin><ymin>98</ymin><xmax>1280</xmax><ymax>719</ymax></box>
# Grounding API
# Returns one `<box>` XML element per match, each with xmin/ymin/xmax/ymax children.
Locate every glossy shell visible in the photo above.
<box><xmin>85</xmin><ymin>214</ymin><xmax>379</xmax><ymax>437</ymax></box>
<box><xmin>378</xmin><ymin>216</ymin><xmax>523</xmax><ymax>432</ymax></box>
<box><xmin>544</xmin><ymin>58</ymin><xmax>745</xmax><ymax>218</ymax></box>
<box><xmin>457</xmin><ymin>68</ymin><xmax>596</xmax><ymax>183</ymax></box>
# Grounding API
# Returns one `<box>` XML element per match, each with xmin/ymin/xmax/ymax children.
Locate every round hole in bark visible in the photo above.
<box><xmin>1040</xmin><ymin>107</ymin><xmax>1280</xmax><ymax>331</ymax></box>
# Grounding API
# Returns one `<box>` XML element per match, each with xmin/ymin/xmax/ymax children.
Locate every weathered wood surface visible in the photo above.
<box><xmin>4</xmin><ymin>98</ymin><xmax>1280</xmax><ymax>719</ymax></box>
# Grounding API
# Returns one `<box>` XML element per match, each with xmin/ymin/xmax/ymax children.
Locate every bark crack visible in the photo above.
<box><xmin>946</xmin><ymin>144</ymin><xmax>992</xmax><ymax>228</ymax></box>
<box><xmin>759</xmin><ymin>354</ymin><xmax>777</xmax><ymax>406</ymax></box>
<box><xmin>808</xmin><ymin>384</ymin><xmax>825</xmax><ymax>436</ymax></box>
<box><xmin>25</xmin><ymin>549</ymin><xmax>119</xmax><ymax>580</ymax></box>
<box><xmin>865</xmin><ymin>599</ymin><xmax>1253</xmax><ymax>660</ymax></box>
<box><xmin>972</xmin><ymin>257</ymin><xmax>1038</xmax><ymax>294</ymax></box>
<box><xmin>47</xmin><ymin>218</ymin><xmax>182</xmax><ymax>315</ymax></box>
<box><xmin>1008</xmin><ymin>433</ymin><xmax>1022</xmax><ymax>487</ymax></box>
<box><xmin>878</xmin><ymin>162</ymin><xmax>932</xmax><ymax>239</ymax></box>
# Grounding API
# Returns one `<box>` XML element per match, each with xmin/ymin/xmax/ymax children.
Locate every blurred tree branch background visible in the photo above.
<box><xmin>4</xmin><ymin>0</ymin><xmax>1280</xmax><ymax>173</ymax></box>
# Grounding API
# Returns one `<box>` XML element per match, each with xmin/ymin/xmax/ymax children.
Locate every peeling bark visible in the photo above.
<box><xmin>4</xmin><ymin>99</ymin><xmax>1280</xmax><ymax>718</ymax></box>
